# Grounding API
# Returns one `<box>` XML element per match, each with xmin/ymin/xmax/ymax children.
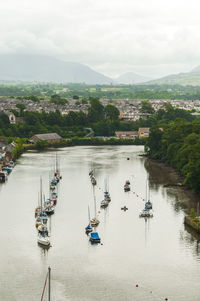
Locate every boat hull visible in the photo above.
<box><xmin>37</xmin><ymin>236</ymin><xmax>50</xmax><ymax>246</ymax></box>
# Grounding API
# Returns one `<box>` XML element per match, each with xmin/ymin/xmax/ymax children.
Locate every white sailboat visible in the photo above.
<box><xmin>104</xmin><ymin>177</ymin><xmax>111</xmax><ymax>202</ymax></box>
<box><xmin>90</xmin><ymin>188</ymin><xmax>100</xmax><ymax>227</ymax></box>
<box><xmin>139</xmin><ymin>178</ymin><xmax>153</xmax><ymax>218</ymax></box>
<box><xmin>37</xmin><ymin>179</ymin><xmax>50</xmax><ymax>246</ymax></box>
<box><xmin>145</xmin><ymin>179</ymin><xmax>152</xmax><ymax>210</ymax></box>
<box><xmin>85</xmin><ymin>206</ymin><xmax>93</xmax><ymax>234</ymax></box>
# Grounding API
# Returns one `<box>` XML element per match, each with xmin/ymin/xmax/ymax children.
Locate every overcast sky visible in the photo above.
<box><xmin>1</xmin><ymin>0</ymin><xmax>200</xmax><ymax>78</ymax></box>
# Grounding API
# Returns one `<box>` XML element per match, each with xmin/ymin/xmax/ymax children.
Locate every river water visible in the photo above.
<box><xmin>0</xmin><ymin>145</ymin><xmax>200</xmax><ymax>301</ymax></box>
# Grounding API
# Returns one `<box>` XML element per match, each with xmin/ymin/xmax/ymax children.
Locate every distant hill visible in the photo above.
<box><xmin>0</xmin><ymin>54</ymin><xmax>113</xmax><ymax>84</ymax></box>
<box><xmin>146</xmin><ymin>66</ymin><xmax>200</xmax><ymax>86</ymax></box>
<box><xmin>114</xmin><ymin>72</ymin><xmax>150</xmax><ymax>84</ymax></box>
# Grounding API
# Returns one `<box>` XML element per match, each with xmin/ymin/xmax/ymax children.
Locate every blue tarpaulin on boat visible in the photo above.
<box><xmin>90</xmin><ymin>232</ymin><xmax>100</xmax><ymax>239</ymax></box>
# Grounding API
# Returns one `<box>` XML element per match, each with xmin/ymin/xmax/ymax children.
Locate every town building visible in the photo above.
<box><xmin>138</xmin><ymin>128</ymin><xmax>150</xmax><ymax>138</ymax></box>
<box><xmin>29</xmin><ymin>133</ymin><xmax>62</xmax><ymax>144</ymax></box>
<box><xmin>115</xmin><ymin>131</ymin><xmax>139</xmax><ymax>139</ymax></box>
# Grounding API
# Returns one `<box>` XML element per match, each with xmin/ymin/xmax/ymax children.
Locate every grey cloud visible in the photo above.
<box><xmin>1</xmin><ymin>0</ymin><xmax>200</xmax><ymax>78</ymax></box>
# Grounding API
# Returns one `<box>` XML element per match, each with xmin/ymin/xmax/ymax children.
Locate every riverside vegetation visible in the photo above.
<box><xmin>145</xmin><ymin>103</ymin><xmax>200</xmax><ymax>194</ymax></box>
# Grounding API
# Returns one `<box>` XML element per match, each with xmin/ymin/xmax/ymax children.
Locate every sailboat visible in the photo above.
<box><xmin>100</xmin><ymin>198</ymin><xmax>109</xmax><ymax>208</ymax></box>
<box><xmin>90</xmin><ymin>187</ymin><xmax>100</xmax><ymax>227</ymax></box>
<box><xmin>54</xmin><ymin>153</ymin><xmax>62</xmax><ymax>182</ymax></box>
<box><xmin>104</xmin><ymin>177</ymin><xmax>111</xmax><ymax>202</ymax></box>
<box><xmin>139</xmin><ymin>179</ymin><xmax>153</xmax><ymax>218</ymax></box>
<box><xmin>145</xmin><ymin>179</ymin><xmax>152</xmax><ymax>210</ymax></box>
<box><xmin>85</xmin><ymin>206</ymin><xmax>93</xmax><ymax>234</ymax></box>
<box><xmin>44</xmin><ymin>198</ymin><xmax>55</xmax><ymax>215</ymax></box>
<box><xmin>37</xmin><ymin>179</ymin><xmax>50</xmax><ymax>246</ymax></box>
<box><xmin>41</xmin><ymin>267</ymin><xmax>51</xmax><ymax>301</ymax></box>
<box><xmin>91</xmin><ymin>175</ymin><xmax>97</xmax><ymax>186</ymax></box>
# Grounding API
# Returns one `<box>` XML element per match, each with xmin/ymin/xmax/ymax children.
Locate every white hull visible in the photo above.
<box><xmin>37</xmin><ymin>235</ymin><xmax>50</xmax><ymax>246</ymax></box>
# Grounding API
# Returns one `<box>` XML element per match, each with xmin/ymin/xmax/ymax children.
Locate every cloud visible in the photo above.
<box><xmin>1</xmin><ymin>0</ymin><xmax>200</xmax><ymax>77</ymax></box>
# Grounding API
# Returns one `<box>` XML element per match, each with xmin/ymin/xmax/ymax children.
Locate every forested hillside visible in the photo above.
<box><xmin>146</xmin><ymin>110</ymin><xmax>200</xmax><ymax>193</ymax></box>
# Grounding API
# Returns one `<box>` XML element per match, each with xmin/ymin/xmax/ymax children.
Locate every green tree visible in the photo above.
<box><xmin>88</xmin><ymin>98</ymin><xmax>104</xmax><ymax>123</ymax></box>
<box><xmin>105</xmin><ymin>104</ymin><xmax>120</xmax><ymax>121</ymax></box>
<box><xmin>141</xmin><ymin>100</ymin><xmax>155</xmax><ymax>114</ymax></box>
<box><xmin>16</xmin><ymin>103</ymin><xmax>26</xmax><ymax>116</ymax></box>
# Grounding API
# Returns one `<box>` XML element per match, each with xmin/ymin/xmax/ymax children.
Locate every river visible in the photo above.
<box><xmin>0</xmin><ymin>145</ymin><xmax>199</xmax><ymax>301</ymax></box>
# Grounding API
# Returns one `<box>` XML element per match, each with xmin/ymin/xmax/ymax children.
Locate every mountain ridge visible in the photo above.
<box><xmin>0</xmin><ymin>54</ymin><xmax>113</xmax><ymax>84</ymax></box>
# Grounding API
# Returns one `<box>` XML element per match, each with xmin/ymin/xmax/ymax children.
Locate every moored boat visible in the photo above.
<box><xmin>144</xmin><ymin>180</ymin><xmax>152</xmax><ymax>209</ymax></box>
<box><xmin>91</xmin><ymin>176</ymin><xmax>97</xmax><ymax>185</ymax></box>
<box><xmin>0</xmin><ymin>171</ymin><xmax>8</xmax><ymax>182</ymax></box>
<box><xmin>124</xmin><ymin>183</ymin><xmax>130</xmax><ymax>192</ymax></box>
<box><xmin>100</xmin><ymin>198</ymin><xmax>109</xmax><ymax>208</ymax></box>
<box><xmin>2</xmin><ymin>166</ymin><xmax>12</xmax><ymax>175</ymax></box>
<box><xmin>104</xmin><ymin>178</ymin><xmax>111</xmax><ymax>202</ymax></box>
<box><xmin>90</xmin><ymin>188</ymin><xmax>100</xmax><ymax>227</ymax></box>
<box><xmin>139</xmin><ymin>209</ymin><xmax>153</xmax><ymax>218</ymax></box>
<box><xmin>37</xmin><ymin>232</ymin><xmax>50</xmax><ymax>246</ymax></box>
<box><xmin>85</xmin><ymin>206</ymin><xmax>93</xmax><ymax>234</ymax></box>
<box><xmin>89</xmin><ymin>231</ymin><xmax>101</xmax><ymax>243</ymax></box>
<box><xmin>44</xmin><ymin>205</ymin><xmax>54</xmax><ymax>215</ymax></box>
<box><xmin>145</xmin><ymin>200</ymin><xmax>152</xmax><ymax>210</ymax></box>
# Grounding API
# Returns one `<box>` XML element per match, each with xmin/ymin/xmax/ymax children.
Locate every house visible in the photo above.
<box><xmin>29</xmin><ymin>133</ymin><xmax>62</xmax><ymax>144</ymax></box>
<box><xmin>138</xmin><ymin>128</ymin><xmax>150</xmax><ymax>138</ymax></box>
<box><xmin>5</xmin><ymin>112</ymin><xmax>24</xmax><ymax>124</ymax></box>
<box><xmin>115</xmin><ymin>131</ymin><xmax>139</xmax><ymax>139</ymax></box>
<box><xmin>6</xmin><ymin>142</ymin><xmax>16</xmax><ymax>152</ymax></box>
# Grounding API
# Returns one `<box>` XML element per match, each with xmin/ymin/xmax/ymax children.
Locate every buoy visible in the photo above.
<box><xmin>127</xmin><ymin>157</ymin><xmax>130</xmax><ymax>160</ymax></box>
<box><xmin>136</xmin><ymin>284</ymin><xmax>139</xmax><ymax>287</ymax></box>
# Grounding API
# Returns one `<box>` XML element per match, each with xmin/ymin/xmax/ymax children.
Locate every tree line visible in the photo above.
<box><xmin>145</xmin><ymin>106</ymin><xmax>200</xmax><ymax>193</ymax></box>
<box><xmin>0</xmin><ymin>98</ymin><xmax>131</xmax><ymax>138</ymax></box>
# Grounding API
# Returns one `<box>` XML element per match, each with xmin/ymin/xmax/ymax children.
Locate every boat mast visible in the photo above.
<box><xmin>48</xmin><ymin>266</ymin><xmax>51</xmax><ymax>301</ymax></box>
<box><xmin>40</xmin><ymin>177</ymin><xmax>43</xmax><ymax>210</ymax></box>
<box><xmin>88</xmin><ymin>205</ymin><xmax>91</xmax><ymax>223</ymax></box>
<box><xmin>147</xmin><ymin>178</ymin><xmax>149</xmax><ymax>201</ymax></box>
<box><xmin>93</xmin><ymin>187</ymin><xmax>96</xmax><ymax>219</ymax></box>
<box><xmin>55</xmin><ymin>152</ymin><xmax>58</xmax><ymax>173</ymax></box>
